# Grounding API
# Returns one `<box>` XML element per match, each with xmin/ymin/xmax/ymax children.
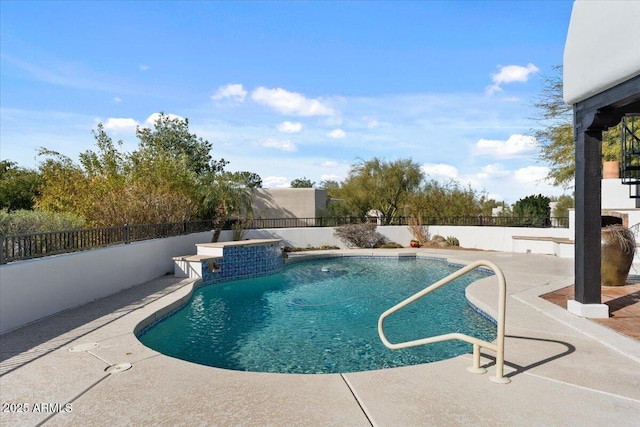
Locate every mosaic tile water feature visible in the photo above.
<box><xmin>201</xmin><ymin>242</ymin><xmax>284</xmax><ymax>284</ymax></box>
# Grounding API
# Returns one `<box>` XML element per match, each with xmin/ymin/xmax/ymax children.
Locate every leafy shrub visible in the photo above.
<box><xmin>333</xmin><ymin>223</ymin><xmax>386</xmax><ymax>248</ymax></box>
<box><xmin>445</xmin><ymin>236</ymin><xmax>460</xmax><ymax>246</ymax></box>
<box><xmin>0</xmin><ymin>209</ymin><xmax>85</xmax><ymax>235</ymax></box>
<box><xmin>512</xmin><ymin>194</ymin><xmax>551</xmax><ymax>226</ymax></box>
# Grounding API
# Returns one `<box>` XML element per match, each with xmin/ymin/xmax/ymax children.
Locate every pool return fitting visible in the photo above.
<box><xmin>378</xmin><ymin>259</ymin><xmax>510</xmax><ymax>384</ymax></box>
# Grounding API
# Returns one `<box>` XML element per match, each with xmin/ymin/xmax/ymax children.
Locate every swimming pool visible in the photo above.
<box><xmin>138</xmin><ymin>257</ymin><xmax>496</xmax><ymax>374</ymax></box>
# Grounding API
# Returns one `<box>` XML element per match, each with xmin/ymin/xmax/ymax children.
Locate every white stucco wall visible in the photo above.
<box><xmin>563</xmin><ymin>0</ymin><xmax>640</xmax><ymax>104</ymax></box>
<box><xmin>602</xmin><ymin>179</ymin><xmax>640</xmax><ymax>210</ymax></box>
<box><xmin>241</xmin><ymin>225</ymin><xmax>573</xmax><ymax>254</ymax></box>
<box><xmin>0</xmin><ymin>231</ymin><xmax>211</xmax><ymax>334</ymax></box>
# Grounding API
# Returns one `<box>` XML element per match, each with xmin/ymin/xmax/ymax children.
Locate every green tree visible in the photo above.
<box><xmin>409</xmin><ymin>179</ymin><xmax>489</xmax><ymax>218</ymax></box>
<box><xmin>339</xmin><ymin>158</ymin><xmax>423</xmax><ymax>224</ymax></box>
<box><xmin>200</xmin><ymin>172</ymin><xmax>255</xmax><ymax>242</ymax></box>
<box><xmin>0</xmin><ymin>209</ymin><xmax>84</xmax><ymax>234</ymax></box>
<box><xmin>135</xmin><ymin>113</ymin><xmax>226</xmax><ymax>175</ymax></box>
<box><xmin>230</xmin><ymin>171</ymin><xmax>262</xmax><ymax>188</ymax></box>
<box><xmin>551</xmin><ymin>194</ymin><xmax>574</xmax><ymax>217</ymax></box>
<box><xmin>512</xmin><ymin>194</ymin><xmax>551</xmax><ymax>226</ymax></box>
<box><xmin>36</xmin><ymin>115</ymin><xmax>222</xmax><ymax>226</ymax></box>
<box><xmin>319</xmin><ymin>179</ymin><xmax>340</xmax><ymax>193</ymax></box>
<box><xmin>290</xmin><ymin>177</ymin><xmax>315</xmax><ymax>188</ymax></box>
<box><xmin>534</xmin><ymin>65</ymin><xmax>621</xmax><ymax>187</ymax></box>
<box><xmin>0</xmin><ymin>160</ymin><xmax>42</xmax><ymax>211</ymax></box>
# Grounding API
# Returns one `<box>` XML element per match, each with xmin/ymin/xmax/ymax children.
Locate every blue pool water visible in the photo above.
<box><xmin>138</xmin><ymin>257</ymin><xmax>496</xmax><ymax>374</ymax></box>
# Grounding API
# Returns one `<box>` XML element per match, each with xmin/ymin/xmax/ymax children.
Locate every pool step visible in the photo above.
<box><xmin>172</xmin><ymin>254</ymin><xmax>222</xmax><ymax>278</ymax></box>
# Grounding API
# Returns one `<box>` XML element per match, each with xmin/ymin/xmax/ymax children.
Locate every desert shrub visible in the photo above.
<box><xmin>379</xmin><ymin>242</ymin><xmax>404</xmax><ymax>249</ymax></box>
<box><xmin>0</xmin><ymin>209</ymin><xmax>85</xmax><ymax>235</ymax></box>
<box><xmin>333</xmin><ymin>223</ymin><xmax>386</xmax><ymax>248</ymax></box>
<box><xmin>407</xmin><ymin>213</ymin><xmax>429</xmax><ymax>246</ymax></box>
<box><xmin>445</xmin><ymin>236</ymin><xmax>460</xmax><ymax>246</ymax></box>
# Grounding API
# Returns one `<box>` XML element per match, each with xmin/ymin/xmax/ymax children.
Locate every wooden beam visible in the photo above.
<box><xmin>574</xmin><ymin>115</ymin><xmax>602</xmax><ymax>304</ymax></box>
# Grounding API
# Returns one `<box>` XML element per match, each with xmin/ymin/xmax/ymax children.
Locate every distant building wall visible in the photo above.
<box><xmin>602</xmin><ymin>178</ymin><xmax>640</xmax><ymax>210</ymax></box>
<box><xmin>252</xmin><ymin>188</ymin><xmax>327</xmax><ymax>219</ymax></box>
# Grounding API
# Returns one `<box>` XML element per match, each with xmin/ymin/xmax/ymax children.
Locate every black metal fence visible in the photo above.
<box><xmin>0</xmin><ymin>220</ymin><xmax>214</xmax><ymax>264</ymax></box>
<box><xmin>0</xmin><ymin>216</ymin><xmax>568</xmax><ymax>264</ymax></box>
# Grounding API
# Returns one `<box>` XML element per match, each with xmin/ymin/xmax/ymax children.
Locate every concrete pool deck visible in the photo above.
<box><xmin>1</xmin><ymin>249</ymin><xmax>639</xmax><ymax>426</ymax></box>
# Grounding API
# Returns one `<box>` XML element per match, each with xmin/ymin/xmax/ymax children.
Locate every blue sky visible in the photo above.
<box><xmin>1</xmin><ymin>1</ymin><xmax>575</xmax><ymax>203</ymax></box>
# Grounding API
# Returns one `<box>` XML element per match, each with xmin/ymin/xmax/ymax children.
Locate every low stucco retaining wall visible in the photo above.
<box><xmin>241</xmin><ymin>225</ymin><xmax>573</xmax><ymax>254</ymax></box>
<box><xmin>0</xmin><ymin>231</ymin><xmax>212</xmax><ymax>334</ymax></box>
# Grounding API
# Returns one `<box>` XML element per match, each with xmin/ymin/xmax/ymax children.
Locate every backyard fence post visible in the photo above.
<box><xmin>0</xmin><ymin>234</ymin><xmax>5</xmax><ymax>265</ymax></box>
<box><xmin>124</xmin><ymin>224</ymin><xmax>130</xmax><ymax>244</ymax></box>
<box><xmin>183</xmin><ymin>220</ymin><xmax>188</xmax><ymax>234</ymax></box>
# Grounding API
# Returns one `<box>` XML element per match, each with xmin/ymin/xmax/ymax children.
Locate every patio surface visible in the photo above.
<box><xmin>1</xmin><ymin>249</ymin><xmax>639</xmax><ymax>426</ymax></box>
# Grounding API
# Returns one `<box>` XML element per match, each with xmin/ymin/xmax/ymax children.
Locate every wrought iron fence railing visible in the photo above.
<box><xmin>0</xmin><ymin>216</ymin><xmax>568</xmax><ymax>264</ymax></box>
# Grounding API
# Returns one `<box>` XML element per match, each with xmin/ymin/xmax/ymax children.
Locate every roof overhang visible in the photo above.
<box><xmin>563</xmin><ymin>0</ymin><xmax>640</xmax><ymax>105</ymax></box>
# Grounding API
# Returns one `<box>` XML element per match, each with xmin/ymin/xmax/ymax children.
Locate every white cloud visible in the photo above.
<box><xmin>477</xmin><ymin>163</ymin><xmax>510</xmax><ymax>179</ymax></box>
<box><xmin>262</xmin><ymin>138</ymin><xmax>297</xmax><ymax>152</ymax></box>
<box><xmin>421</xmin><ymin>163</ymin><xmax>459</xmax><ymax>179</ymax></box>
<box><xmin>144</xmin><ymin>112</ymin><xmax>185</xmax><ymax>126</ymax></box>
<box><xmin>321</xmin><ymin>161</ymin><xmax>339</xmax><ymax>167</ymax></box>
<box><xmin>474</xmin><ymin>134</ymin><xmax>537</xmax><ymax>159</ymax></box>
<box><xmin>327</xmin><ymin>129</ymin><xmax>346</xmax><ymax>139</ymax></box>
<box><xmin>251</xmin><ymin>87</ymin><xmax>335</xmax><ymax>116</ymax></box>
<box><xmin>320</xmin><ymin>174</ymin><xmax>343</xmax><ymax>182</ymax></box>
<box><xmin>139</xmin><ymin>64</ymin><xmax>150</xmax><ymax>71</ymax></box>
<box><xmin>514</xmin><ymin>166</ymin><xmax>550</xmax><ymax>184</ymax></box>
<box><xmin>277</xmin><ymin>121</ymin><xmax>303</xmax><ymax>133</ymax></box>
<box><xmin>103</xmin><ymin>117</ymin><xmax>139</xmax><ymax>132</ymax></box>
<box><xmin>113</xmin><ymin>97</ymin><xmax>122</xmax><ymax>103</ymax></box>
<box><xmin>212</xmin><ymin>83</ymin><xmax>247</xmax><ymax>102</ymax></box>
<box><xmin>486</xmin><ymin>63</ymin><xmax>539</xmax><ymax>95</ymax></box>
<box><xmin>263</xmin><ymin>176</ymin><xmax>289</xmax><ymax>188</ymax></box>
<box><xmin>363</xmin><ymin>116</ymin><xmax>379</xmax><ymax>128</ymax></box>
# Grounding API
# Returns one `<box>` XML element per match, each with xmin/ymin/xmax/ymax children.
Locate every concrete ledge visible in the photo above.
<box><xmin>172</xmin><ymin>254</ymin><xmax>222</xmax><ymax>262</ymax></box>
<box><xmin>512</xmin><ymin>236</ymin><xmax>574</xmax><ymax>244</ymax></box>
<box><xmin>512</xmin><ymin>235</ymin><xmax>575</xmax><ymax>258</ymax></box>
<box><xmin>197</xmin><ymin>238</ymin><xmax>282</xmax><ymax>248</ymax></box>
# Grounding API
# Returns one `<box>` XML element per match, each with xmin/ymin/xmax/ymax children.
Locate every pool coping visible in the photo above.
<box><xmin>2</xmin><ymin>248</ymin><xmax>640</xmax><ymax>426</ymax></box>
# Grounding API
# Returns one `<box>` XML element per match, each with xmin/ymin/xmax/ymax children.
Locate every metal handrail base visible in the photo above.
<box><xmin>378</xmin><ymin>260</ymin><xmax>510</xmax><ymax>384</ymax></box>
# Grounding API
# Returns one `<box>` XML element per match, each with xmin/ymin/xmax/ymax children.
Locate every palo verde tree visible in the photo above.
<box><xmin>339</xmin><ymin>157</ymin><xmax>423</xmax><ymax>224</ymax></box>
<box><xmin>534</xmin><ymin>65</ymin><xmax>622</xmax><ymax>188</ymax></box>
<box><xmin>408</xmin><ymin>179</ymin><xmax>493</xmax><ymax>219</ymax></box>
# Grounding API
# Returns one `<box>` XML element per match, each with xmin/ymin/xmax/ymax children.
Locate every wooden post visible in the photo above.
<box><xmin>574</xmin><ymin>109</ymin><xmax>603</xmax><ymax>305</ymax></box>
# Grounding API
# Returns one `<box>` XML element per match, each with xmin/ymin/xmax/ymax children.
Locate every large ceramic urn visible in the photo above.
<box><xmin>601</xmin><ymin>225</ymin><xmax>636</xmax><ymax>286</ymax></box>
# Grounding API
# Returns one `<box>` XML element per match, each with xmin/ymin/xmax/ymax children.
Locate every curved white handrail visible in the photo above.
<box><xmin>378</xmin><ymin>259</ymin><xmax>510</xmax><ymax>384</ymax></box>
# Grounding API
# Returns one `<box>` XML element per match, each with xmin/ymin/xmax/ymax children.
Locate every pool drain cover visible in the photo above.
<box><xmin>69</xmin><ymin>342</ymin><xmax>99</xmax><ymax>352</ymax></box>
<box><xmin>105</xmin><ymin>363</ymin><xmax>132</xmax><ymax>374</ymax></box>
